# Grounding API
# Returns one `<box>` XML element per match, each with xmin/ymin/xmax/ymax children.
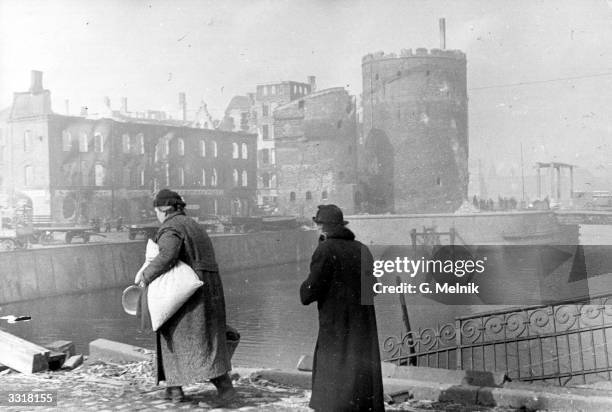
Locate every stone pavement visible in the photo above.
<box><xmin>0</xmin><ymin>362</ymin><xmax>312</xmax><ymax>412</ymax></box>
<box><xmin>0</xmin><ymin>360</ymin><xmax>521</xmax><ymax>411</ymax></box>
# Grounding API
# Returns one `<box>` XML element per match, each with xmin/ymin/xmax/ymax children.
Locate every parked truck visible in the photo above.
<box><xmin>0</xmin><ymin>207</ymin><xmax>33</xmax><ymax>251</ymax></box>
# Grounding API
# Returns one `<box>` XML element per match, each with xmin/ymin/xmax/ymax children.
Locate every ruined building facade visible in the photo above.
<box><xmin>360</xmin><ymin>48</ymin><xmax>468</xmax><ymax>213</ymax></box>
<box><xmin>274</xmin><ymin>87</ymin><xmax>358</xmax><ymax>218</ymax></box>
<box><xmin>249</xmin><ymin>78</ymin><xmax>316</xmax><ymax>211</ymax></box>
<box><xmin>0</xmin><ymin>71</ymin><xmax>257</xmax><ymax>222</ymax></box>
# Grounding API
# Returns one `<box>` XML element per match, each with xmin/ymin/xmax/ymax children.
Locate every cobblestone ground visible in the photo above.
<box><xmin>0</xmin><ymin>361</ymin><xmax>311</xmax><ymax>412</ymax></box>
<box><xmin>0</xmin><ymin>361</ymin><xmax>520</xmax><ymax>411</ymax></box>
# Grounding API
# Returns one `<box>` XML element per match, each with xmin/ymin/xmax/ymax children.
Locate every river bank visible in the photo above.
<box><xmin>0</xmin><ymin>333</ymin><xmax>601</xmax><ymax>412</ymax></box>
<box><xmin>0</xmin><ymin>358</ymin><xmax>521</xmax><ymax>412</ymax></box>
<box><xmin>0</xmin><ymin>360</ymin><xmax>311</xmax><ymax>411</ymax></box>
<box><xmin>0</xmin><ymin>229</ymin><xmax>318</xmax><ymax>305</ymax></box>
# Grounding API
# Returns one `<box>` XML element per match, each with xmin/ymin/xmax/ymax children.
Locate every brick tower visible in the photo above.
<box><xmin>360</xmin><ymin>46</ymin><xmax>468</xmax><ymax>213</ymax></box>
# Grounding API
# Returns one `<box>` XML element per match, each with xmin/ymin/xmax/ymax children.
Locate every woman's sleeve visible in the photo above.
<box><xmin>141</xmin><ymin>228</ymin><xmax>183</xmax><ymax>285</ymax></box>
<box><xmin>300</xmin><ymin>245</ymin><xmax>332</xmax><ymax>305</ymax></box>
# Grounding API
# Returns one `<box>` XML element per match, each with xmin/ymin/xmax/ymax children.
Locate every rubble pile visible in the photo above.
<box><xmin>79</xmin><ymin>359</ymin><xmax>155</xmax><ymax>384</ymax></box>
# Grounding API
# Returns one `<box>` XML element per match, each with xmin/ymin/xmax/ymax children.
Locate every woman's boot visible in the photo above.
<box><xmin>210</xmin><ymin>373</ymin><xmax>237</xmax><ymax>402</ymax></box>
<box><xmin>160</xmin><ymin>386</ymin><xmax>184</xmax><ymax>403</ymax></box>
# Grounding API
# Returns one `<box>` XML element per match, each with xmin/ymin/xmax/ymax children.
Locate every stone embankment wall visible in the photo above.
<box><xmin>346</xmin><ymin>211</ymin><xmax>577</xmax><ymax>245</ymax></box>
<box><xmin>0</xmin><ymin>229</ymin><xmax>318</xmax><ymax>304</ymax></box>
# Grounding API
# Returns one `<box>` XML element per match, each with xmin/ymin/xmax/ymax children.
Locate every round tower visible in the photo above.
<box><xmin>360</xmin><ymin>48</ymin><xmax>468</xmax><ymax>213</ymax></box>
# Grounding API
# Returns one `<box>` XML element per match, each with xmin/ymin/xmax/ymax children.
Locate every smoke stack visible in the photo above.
<box><xmin>30</xmin><ymin>70</ymin><xmax>43</xmax><ymax>93</ymax></box>
<box><xmin>80</xmin><ymin>106</ymin><xmax>88</xmax><ymax>116</ymax></box>
<box><xmin>439</xmin><ymin>18</ymin><xmax>446</xmax><ymax>50</ymax></box>
<box><xmin>103</xmin><ymin>96</ymin><xmax>111</xmax><ymax>109</ymax></box>
<box><xmin>121</xmin><ymin>97</ymin><xmax>128</xmax><ymax>114</ymax></box>
<box><xmin>307</xmin><ymin>76</ymin><xmax>316</xmax><ymax>93</ymax></box>
<box><xmin>65</xmin><ymin>99</ymin><xmax>70</xmax><ymax>115</ymax></box>
<box><xmin>179</xmin><ymin>92</ymin><xmax>186</xmax><ymax>121</ymax></box>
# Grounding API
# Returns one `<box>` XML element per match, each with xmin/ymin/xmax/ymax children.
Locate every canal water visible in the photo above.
<box><xmin>2</xmin><ymin>225</ymin><xmax>611</xmax><ymax>370</ymax></box>
<box><xmin>1</xmin><ymin>260</ymin><xmax>468</xmax><ymax>369</ymax></box>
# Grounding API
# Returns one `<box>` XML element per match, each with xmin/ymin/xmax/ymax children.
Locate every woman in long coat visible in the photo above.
<box><xmin>136</xmin><ymin>189</ymin><xmax>235</xmax><ymax>402</ymax></box>
<box><xmin>300</xmin><ymin>204</ymin><xmax>384</xmax><ymax>412</ymax></box>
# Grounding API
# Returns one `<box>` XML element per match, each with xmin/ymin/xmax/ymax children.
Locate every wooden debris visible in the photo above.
<box><xmin>48</xmin><ymin>351</ymin><xmax>67</xmax><ymax>371</ymax></box>
<box><xmin>80</xmin><ymin>376</ymin><xmax>127</xmax><ymax>387</ymax></box>
<box><xmin>387</xmin><ymin>390</ymin><xmax>412</xmax><ymax>404</ymax></box>
<box><xmin>46</xmin><ymin>340</ymin><xmax>75</xmax><ymax>357</ymax></box>
<box><xmin>61</xmin><ymin>354</ymin><xmax>84</xmax><ymax>370</ymax></box>
<box><xmin>0</xmin><ymin>329</ymin><xmax>49</xmax><ymax>373</ymax></box>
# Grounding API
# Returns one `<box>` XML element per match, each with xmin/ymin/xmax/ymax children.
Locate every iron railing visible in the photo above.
<box><xmin>384</xmin><ymin>291</ymin><xmax>612</xmax><ymax>386</ymax></box>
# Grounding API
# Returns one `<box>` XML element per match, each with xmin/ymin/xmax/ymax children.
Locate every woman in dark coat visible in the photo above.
<box><xmin>135</xmin><ymin>189</ymin><xmax>236</xmax><ymax>403</ymax></box>
<box><xmin>300</xmin><ymin>204</ymin><xmax>384</xmax><ymax>412</ymax></box>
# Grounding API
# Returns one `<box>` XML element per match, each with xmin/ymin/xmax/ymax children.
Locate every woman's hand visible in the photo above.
<box><xmin>134</xmin><ymin>268</ymin><xmax>146</xmax><ymax>288</ymax></box>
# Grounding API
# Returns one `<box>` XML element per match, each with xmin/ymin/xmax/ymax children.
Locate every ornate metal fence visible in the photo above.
<box><xmin>384</xmin><ymin>291</ymin><xmax>612</xmax><ymax>386</ymax></box>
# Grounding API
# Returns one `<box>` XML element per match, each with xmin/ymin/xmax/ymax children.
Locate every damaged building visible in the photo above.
<box><xmin>0</xmin><ymin>71</ymin><xmax>257</xmax><ymax>223</ymax></box>
<box><xmin>223</xmin><ymin>78</ymin><xmax>316</xmax><ymax>212</ymax></box>
<box><xmin>274</xmin><ymin>87</ymin><xmax>358</xmax><ymax>218</ymax></box>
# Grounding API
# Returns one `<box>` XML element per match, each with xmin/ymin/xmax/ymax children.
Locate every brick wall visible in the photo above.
<box><xmin>361</xmin><ymin>49</ymin><xmax>469</xmax><ymax>213</ymax></box>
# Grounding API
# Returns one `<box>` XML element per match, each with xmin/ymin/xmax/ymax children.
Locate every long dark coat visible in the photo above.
<box><xmin>141</xmin><ymin>211</ymin><xmax>231</xmax><ymax>386</ymax></box>
<box><xmin>300</xmin><ymin>226</ymin><xmax>384</xmax><ymax>412</ymax></box>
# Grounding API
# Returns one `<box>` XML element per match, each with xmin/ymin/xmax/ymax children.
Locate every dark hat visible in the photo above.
<box><xmin>312</xmin><ymin>204</ymin><xmax>348</xmax><ymax>225</ymax></box>
<box><xmin>153</xmin><ymin>189</ymin><xmax>186</xmax><ymax>208</ymax></box>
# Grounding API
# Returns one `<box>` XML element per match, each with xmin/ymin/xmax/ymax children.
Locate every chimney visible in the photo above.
<box><xmin>179</xmin><ymin>92</ymin><xmax>187</xmax><ymax>121</ymax></box>
<box><xmin>65</xmin><ymin>99</ymin><xmax>70</xmax><ymax>115</ymax></box>
<box><xmin>439</xmin><ymin>18</ymin><xmax>446</xmax><ymax>50</ymax></box>
<box><xmin>121</xmin><ymin>97</ymin><xmax>128</xmax><ymax>114</ymax></box>
<box><xmin>307</xmin><ymin>76</ymin><xmax>316</xmax><ymax>93</ymax></box>
<box><xmin>30</xmin><ymin>70</ymin><xmax>43</xmax><ymax>93</ymax></box>
<box><xmin>80</xmin><ymin>106</ymin><xmax>88</xmax><ymax>116</ymax></box>
<box><xmin>103</xmin><ymin>96</ymin><xmax>111</xmax><ymax>109</ymax></box>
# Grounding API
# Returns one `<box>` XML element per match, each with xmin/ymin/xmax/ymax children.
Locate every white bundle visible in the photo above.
<box><xmin>135</xmin><ymin>239</ymin><xmax>203</xmax><ymax>331</ymax></box>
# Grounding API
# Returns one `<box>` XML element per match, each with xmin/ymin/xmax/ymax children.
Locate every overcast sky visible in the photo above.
<box><xmin>2</xmin><ymin>0</ymin><xmax>612</xmax><ymax>179</ymax></box>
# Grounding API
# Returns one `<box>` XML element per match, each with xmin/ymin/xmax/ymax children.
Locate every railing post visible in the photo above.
<box><xmin>455</xmin><ymin>318</ymin><xmax>462</xmax><ymax>370</ymax></box>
